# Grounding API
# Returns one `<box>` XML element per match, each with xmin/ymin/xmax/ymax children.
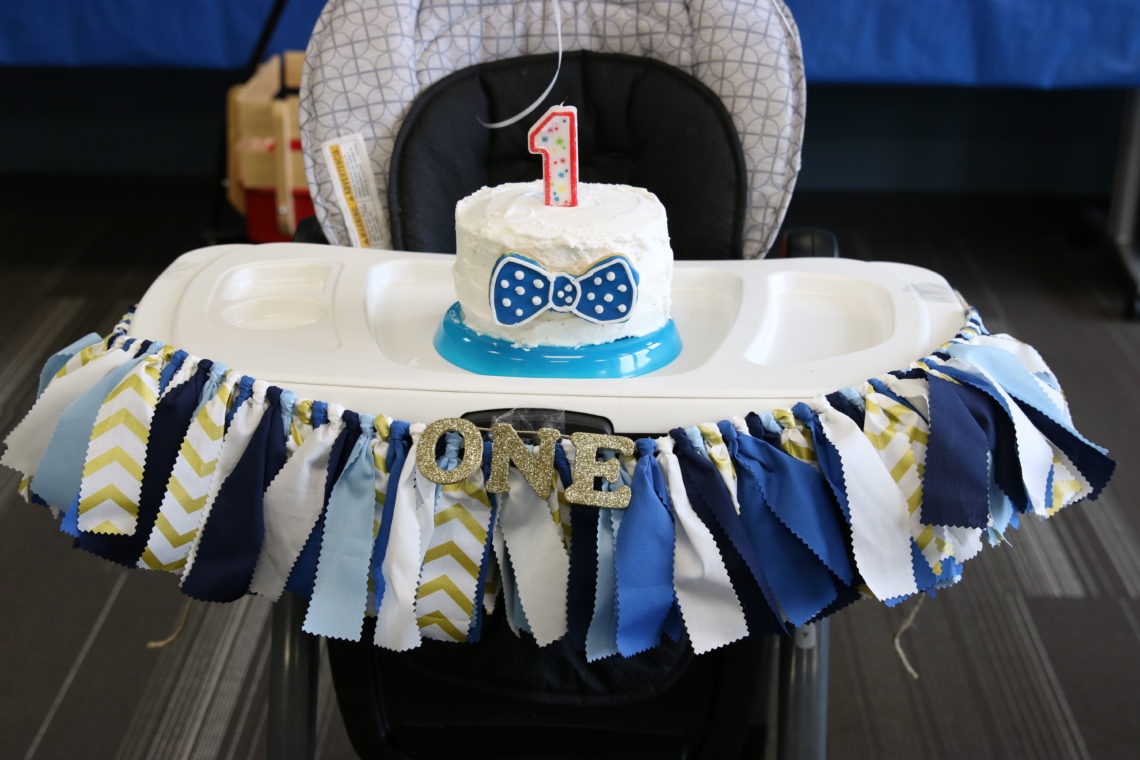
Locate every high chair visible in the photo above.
<box><xmin>124</xmin><ymin>1</ymin><xmax>962</xmax><ymax>757</ymax></box>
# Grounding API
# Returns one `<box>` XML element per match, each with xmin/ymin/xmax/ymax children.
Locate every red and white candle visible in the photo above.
<box><xmin>528</xmin><ymin>105</ymin><xmax>579</xmax><ymax>207</ymax></box>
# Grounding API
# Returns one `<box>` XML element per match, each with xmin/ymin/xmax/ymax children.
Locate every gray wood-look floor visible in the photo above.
<box><xmin>0</xmin><ymin>179</ymin><xmax>1136</xmax><ymax>759</ymax></box>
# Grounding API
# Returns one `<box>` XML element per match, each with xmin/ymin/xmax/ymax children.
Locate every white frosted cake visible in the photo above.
<box><xmin>452</xmin><ymin>180</ymin><xmax>673</xmax><ymax>348</ymax></box>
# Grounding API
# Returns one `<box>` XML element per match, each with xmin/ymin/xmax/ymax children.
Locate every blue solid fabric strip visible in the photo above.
<box><xmin>614</xmin><ymin>438</ymin><xmax>675</xmax><ymax>657</ymax></box>
<box><xmin>923</xmin><ymin>373</ymin><xmax>991</xmax><ymax>528</ymax></box>
<box><xmin>370</xmin><ymin>420</ymin><xmax>411</xmax><ymax>605</ymax></box>
<box><xmin>670</xmin><ymin>428</ymin><xmax>786</xmax><ymax>635</ymax></box>
<box><xmin>225</xmin><ymin>375</ymin><xmax>255</xmax><ymax>430</ymax></box>
<box><xmin>791</xmin><ymin>403</ymin><xmax>854</xmax><ymax>525</ymax></box>
<box><xmin>725</xmin><ymin>423</ymin><xmax>840</xmax><ymax>626</ymax></box>
<box><xmin>74</xmin><ymin>361</ymin><xmax>211</xmax><ymax>566</ymax></box>
<box><xmin>35</xmin><ymin>341</ymin><xmax>161</xmax><ymax>518</ymax></box>
<box><xmin>882</xmin><ymin>539</ymin><xmax>938</xmax><ymax>608</ymax></box>
<box><xmin>933</xmin><ymin>365</ymin><xmax>1028</xmax><ymax>512</ymax></box>
<box><xmin>155</xmin><ymin>350</ymin><xmax>188</xmax><ymax>395</ymax></box>
<box><xmin>183</xmin><ymin>387</ymin><xmax>288</xmax><ymax>602</ymax></box>
<box><xmin>304</xmin><ymin>413</ymin><xmax>378</xmax><ymax>640</ymax></box>
<box><xmin>286</xmin><ymin>406</ymin><xmax>353</xmax><ymax>598</ymax></box>
<box><xmin>731</xmin><ymin>420</ymin><xmax>853</xmax><ymax>586</ymax></box>
<box><xmin>37</xmin><ymin>333</ymin><xmax>103</xmax><ymax>397</ymax></box>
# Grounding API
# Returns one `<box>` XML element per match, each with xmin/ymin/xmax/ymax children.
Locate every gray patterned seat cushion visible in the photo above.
<box><xmin>300</xmin><ymin>0</ymin><xmax>805</xmax><ymax>258</ymax></box>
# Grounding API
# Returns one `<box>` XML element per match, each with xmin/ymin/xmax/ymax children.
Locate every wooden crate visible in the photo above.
<box><xmin>226</xmin><ymin>52</ymin><xmax>313</xmax><ymax>242</ymax></box>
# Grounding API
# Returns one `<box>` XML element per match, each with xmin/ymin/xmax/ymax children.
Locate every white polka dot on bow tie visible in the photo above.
<box><xmin>618</xmin><ymin>304</ymin><xmax>627</xmax><ymax>313</ymax></box>
<box><xmin>617</xmin><ymin>284</ymin><xmax>628</xmax><ymax>292</ymax></box>
<box><xmin>586</xmin><ymin>292</ymin><xmax>595</xmax><ymax>301</ymax></box>
<box><xmin>514</xmin><ymin>270</ymin><xmax>525</xmax><ymax>280</ymax></box>
<box><xmin>533</xmin><ymin>279</ymin><xmax>544</xmax><ymax>288</ymax></box>
<box><xmin>515</xmin><ymin>307</ymin><xmax>523</xmax><ymax>317</ymax></box>
<box><xmin>531</xmin><ymin>296</ymin><xmax>542</xmax><ymax>306</ymax></box>
<box><xmin>606</xmin><ymin>272</ymin><xmax>616</xmax><ymax>281</ymax></box>
<box><xmin>515</xmin><ymin>286</ymin><xmax>525</xmax><ymax>295</ymax></box>
<box><xmin>603</xmin><ymin>293</ymin><xmax>613</xmax><ymax>302</ymax></box>
<box><xmin>594</xmin><ymin>305</ymin><xmax>604</xmax><ymax>314</ymax></box>
<box><xmin>500</xmin><ymin>279</ymin><xmax>509</xmax><ymax>288</ymax></box>
<box><xmin>593</xmin><ymin>277</ymin><xmax>602</xmax><ymax>285</ymax></box>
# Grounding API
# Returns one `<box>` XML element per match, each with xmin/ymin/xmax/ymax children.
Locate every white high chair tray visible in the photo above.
<box><xmin>130</xmin><ymin>243</ymin><xmax>968</xmax><ymax>432</ymax></box>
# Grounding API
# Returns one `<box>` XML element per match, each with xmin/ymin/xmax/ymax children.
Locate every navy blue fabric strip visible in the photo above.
<box><xmin>183</xmin><ymin>387</ymin><xmax>288</xmax><ymax>602</ymax></box>
<box><xmin>935</xmin><ymin>366</ymin><xmax>1028</xmax><ymax>512</ymax></box>
<box><xmin>564</xmin><ymin>437</ymin><xmax>629</xmax><ymax>652</ymax></box>
<box><xmin>370</xmin><ymin>420</ymin><xmax>411</xmax><ymax>605</ymax></box>
<box><xmin>565</xmin><ymin>502</ymin><xmax>599</xmax><ymax>651</ymax></box>
<box><xmin>923</xmin><ymin>373</ymin><xmax>991</xmax><ymax>528</ymax></box>
<box><xmin>286</xmin><ymin>411</ymin><xmax>356</xmax><ymax>598</ymax></box>
<box><xmin>74</xmin><ymin>361</ymin><xmax>210</xmax><ymax>566</ymax></box>
<box><xmin>467</xmin><ymin>439</ymin><xmax>496</xmax><ymax>643</ymax></box>
<box><xmin>826</xmin><ymin>390</ymin><xmax>865</xmax><ymax>428</ymax></box>
<box><xmin>669</xmin><ymin>429</ymin><xmax>786</xmax><ymax>635</ymax></box>
<box><xmin>1015</xmin><ymin>400</ymin><xmax>1115</xmax><ymax>501</ymax></box>
<box><xmin>224</xmin><ymin>376</ymin><xmax>254</xmax><ymax>430</ymax></box>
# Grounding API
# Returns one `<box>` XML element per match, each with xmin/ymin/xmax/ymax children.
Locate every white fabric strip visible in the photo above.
<box><xmin>2</xmin><ymin>341</ymin><xmax>135</xmax><ymax>476</ymax></box>
<box><xmin>496</xmin><ymin>464</ymin><xmax>570</xmax><ymax>647</ymax></box>
<box><xmin>655</xmin><ymin>435</ymin><xmax>747</xmax><ymax>655</ymax></box>
<box><xmin>808</xmin><ymin>396</ymin><xmax>918</xmax><ymax>601</ymax></box>
<box><xmin>248</xmin><ymin>404</ymin><xmax>345</xmax><ymax>599</ymax></box>
<box><xmin>180</xmin><ymin>381</ymin><xmax>271</xmax><ymax>583</ymax></box>
<box><xmin>374</xmin><ymin>423</ymin><xmax>432</xmax><ymax>651</ymax></box>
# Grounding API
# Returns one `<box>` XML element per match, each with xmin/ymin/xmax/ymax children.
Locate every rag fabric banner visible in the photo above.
<box><xmin>0</xmin><ymin>308</ymin><xmax>1114</xmax><ymax>657</ymax></box>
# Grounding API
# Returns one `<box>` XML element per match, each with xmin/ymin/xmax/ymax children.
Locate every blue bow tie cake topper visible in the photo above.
<box><xmin>490</xmin><ymin>253</ymin><xmax>640</xmax><ymax>326</ymax></box>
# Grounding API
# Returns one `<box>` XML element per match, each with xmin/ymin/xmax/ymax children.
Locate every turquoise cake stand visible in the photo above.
<box><xmin>433</xmin><ymin>303</ymin><xmax>682</xmax><ymax>378</ymax></box>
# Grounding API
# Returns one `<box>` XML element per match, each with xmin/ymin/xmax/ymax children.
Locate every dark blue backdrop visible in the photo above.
<box><xmin>2</xmin><ymin>0</ymin><xmax>1140</xmax><ymax>87</ymax></box>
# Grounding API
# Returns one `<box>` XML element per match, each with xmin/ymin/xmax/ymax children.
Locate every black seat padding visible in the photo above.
<box><xmin>389</xmin><ymin>51</ymin><xmax>747</xmax><ymax>259</ymax></box>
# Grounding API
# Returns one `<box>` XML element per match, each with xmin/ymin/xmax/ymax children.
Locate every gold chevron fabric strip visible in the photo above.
<box><xmin>138</xmin><ymin>371</ymin><xmax>238</xmax><ymax>572</ymax></box>
<box><xmin>698</xmin><ymin>422</ymin><xmax>740</xmax><ymax>513</ymax></box>
<box><xmin>75</xmin><ymin>348</ymin><xmax>170</xmax><ymax>535</ymax></box>
<box><xmin>416</xmin><ymin>461</ymin><xmax>493</xmax><ymax>643</ymax></box>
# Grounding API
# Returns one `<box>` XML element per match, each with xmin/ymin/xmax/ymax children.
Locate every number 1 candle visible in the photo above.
<box><xmin>528</xmin><ymin>105</ymin><xmax>578</xmax><ymax>207</ymax></box>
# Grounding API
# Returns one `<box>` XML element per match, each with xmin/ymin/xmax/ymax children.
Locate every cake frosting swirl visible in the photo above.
<box><xmin>452</xmin><ymin>180</ymin><xmax>673</xmax><ymax>347</ymax></box>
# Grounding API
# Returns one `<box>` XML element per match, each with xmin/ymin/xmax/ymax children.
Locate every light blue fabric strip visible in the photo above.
<box><xmin>948</xmin><ymin>344</ymin><xmax>1078</xmax><ymax>439</ymax></box>
<box><xmin>303</xmin><ymin>415</ymin><xmax>378</xmax><ymax>641</ymax></box>
<box><xmin>585</xmin><ymin>450</ymin><xmax>627</xmax><ymax>662</ymax></box>
<box><xmin>505</xmin><ymin>548</ymin><xmax>531</xmax><ymax>635</ymax></box>
<box><xmin>277</xmin><ymin>389</ymin><xmax>297</xmax><ymax>436</ymax></box>
<box><xmin>37</xmin><ymin>333</ymin><xmax>102</xmax><ymax>398</ymax></box>
<box><xmin>35</xmin><ymin>342</ymin><xmax>162</xmax><ymax>525</ymax></box>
